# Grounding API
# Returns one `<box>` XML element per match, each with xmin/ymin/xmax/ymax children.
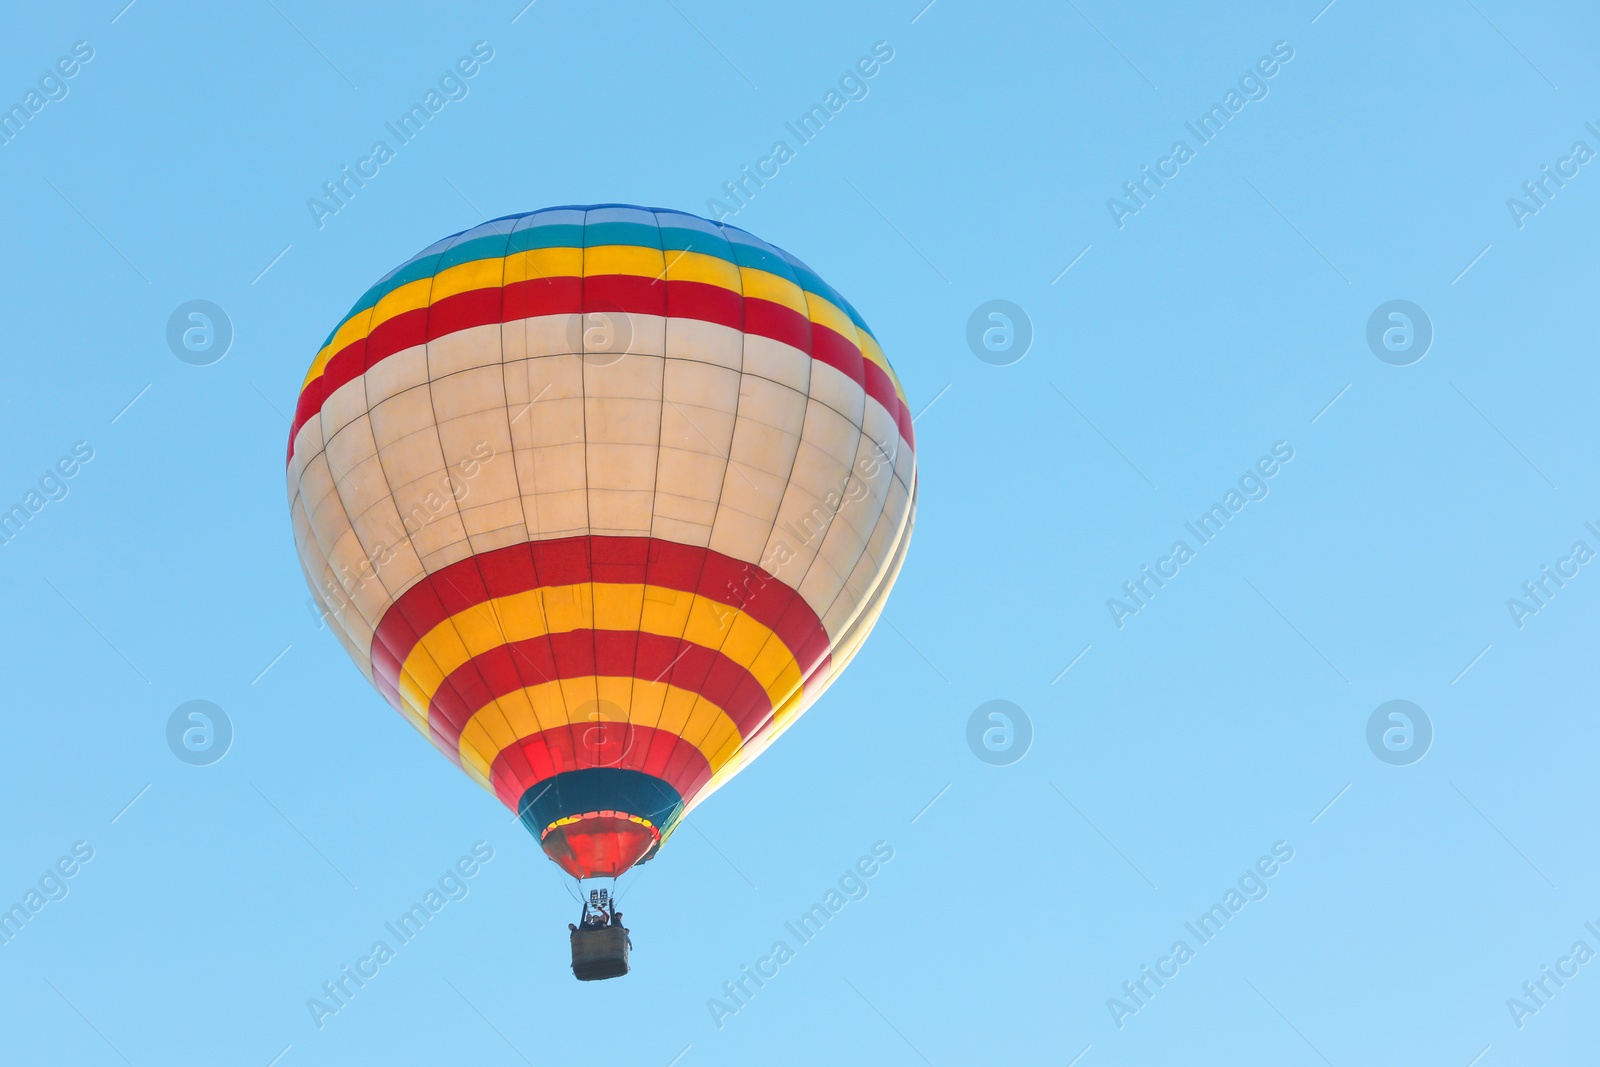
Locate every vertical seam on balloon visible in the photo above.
<box><xmin>574</xmin><ymin>208</ymin><xmax>596</xmax><ymax>781</ymax></box>
<box><xmin>506</xmin><ymin>211</ymin><xmax>550</xmax><ymax>540</ymax></box>
<box><xmin>494</xmin><ymin>216</ymin><xmax>563</xmax><ymax>769</ymax></box>
<box><xmin>496</xmin><ymin>212</ymin><xmax>567</xmax><ymax>782</ymax></box>
<box><xmin>647</xmin><ymin>217</ymin><xmax>742</xmax><ymax>769</ymax></box>
<box><xmin>626</xmin><ymin>208</ymin><xmax>672</xmax><ymax>774</ymax></box>
<box><xmin>807</xmin><ymin>464</ymin><xmax>912</xmax><ymax>705</ymax></box>
<box><xmin>798</xmin><ymin>374</ymin><xmax>907</xmax><ymax>675</ymax></box>
<box><xmin>782</xmin><ymin>272</ymin><xmax>871</xmax><ymax>644</ymax></box>
<box><xmin>670</xmin><ymin>219</ymin><xmax>753</xmax><ymax>783</ymax></box>
<box><xmin>711</xmin><ymin>224</ymin><xmax>815</xmax><ymax>762</ymax></box>
<box><xmin>413</xmin><ymin>229</ymin><xmax>503</xmax><ymax>761</ymax></box>
<box><xmin>760</xmin><ymin>244</ymin><xmax>862</xmax><ymax>666</ymax></box>
<box><xmin>458</xmin><ymin>221</ymin><xmax>532</xmax><ymax>778</ymax></box>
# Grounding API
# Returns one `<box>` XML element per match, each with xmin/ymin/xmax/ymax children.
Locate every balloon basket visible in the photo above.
<box><xmin>570</xmin><ymin>924</ymin><xmax>630</xmax><ymax>981</ymax></box>
<box><xmin>570</xmin><ymin>887</ymin><xmax>630</xmax><ymax>981</ymax></box>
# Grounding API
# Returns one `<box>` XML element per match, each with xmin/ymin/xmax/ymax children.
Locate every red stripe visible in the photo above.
<box><xmin>288</xmin><ymin>279</ymin><xmax>913</xmax><ymax>464</ymax></box>
<box><xmin>503</xmin><ymin>275</ymin><xmax>582</xmax><ymax>321</ymax></box>
<box><xmin>863</xmin><ymin>359</ymin><xmax>914</xmax><ymax>452</ymax></box>
<box><xmin>426</xmin><ymin>287</ymin><xmax>502</xmax><ymax>343</ymax></box>
<box><xmin>488</xmin><ymin>724</ymin><xmax>712</xmax><ymax>809</ymax></box>
<box><xmin>809</xmin><ymin>322</ymin><xmax>866</xmax><ymax>394</ymax></box>
<box><xmin>667</xmin><ymin>279</ymin><xmax>743</xmax><ymax>329</ymax></box>
<box><xmin>585</xmin><ymin>273</ymin><xmax>666</xmax><ymax>317</ymax></box>
<box><xmin>741</xmin><ymin>298</ymin><xmax>810</xmax><ymax>354</ymax></box>
<box><xmin>369</xmin><ymin>536</ymin><xmax>831</xmax><ymax>717</ymax></box>
<box><xmin>425</xmin><ymin>629</ymin><xmax>776</xmax><ymax>753</ymax></box>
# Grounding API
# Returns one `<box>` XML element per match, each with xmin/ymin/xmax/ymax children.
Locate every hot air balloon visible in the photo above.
<box><xmin>286</xmin><ymin>205</ymin><xmax>917</xmax><ymax>977</ymax></box>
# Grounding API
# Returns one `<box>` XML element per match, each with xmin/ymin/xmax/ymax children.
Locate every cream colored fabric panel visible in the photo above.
<box><xmin>804</xmin><ymin>352</ymin><xmax>867</xmax><ymax>428</ymax></box>
<box><xmin>319</xmin><ymin>373</ymin><xmax>370</xmax><ymax>444</ymax></box>
<box><xmin>287</xmin><ymin>415</ymin><xmax>323</xmax><ymax>503</ymax></box>
<box><xmin>365</xmin><ymin>380</ymin><xmax>466</xmax><ymax>570</ymax></box>
<box><xmin>290</xmin><ymin>494</ymin><xmax>352</xmax><ymax>651</ymax></box>
<box><xmin>364</xmin><ymin>344</ymin><xmax>428</xmax><ymax>408</ymax></box>
<box><xmin>326</xmin><ymin>413</ymin><xmax>430</xmax><ymax>607</ymax></box>
<box><xmin>583</xmin><ymin>352</ymin><xmax>664</xmax><ymax>536</ymax></box>
<box><xmin>502</xmin><ymin>351</ymin><xmax>588</xmax><ymax>537</ymax></box>
<box><xmin>301</xmin><ymin>451</ymin><xmax>358</xmax><ymax>614</ymax></box>
<box><xmin>653</xmin><ymin>356</ymin><xmax>740</xmax><ymax>546</ymax></box>
<box><xmin>720</xmin><ymin>376</ymin><xmax>806</xmax><ymax>505</ymax></box>
<box><xmin>805</xmin><ymin>399</ymin><xmax>900</xmax><ymax>615</ymax></box>
<box><xmin>819</xmin><ymin>472</ymin><xmax>912</xmax><ymax>639</ymax></box>
<box><xmin>666</xmin><ymin>317</ymin><xmax>742</xmax><ymax>372</ymax></box>
<box><xmin>501</xmin><ymin>313</ymin><xmax>580</xmax><ymax>365</ymax></box>
<box><xmin>327</xmin><ymin>438</ymin><xmax>390</xmax><ymax>527</ymax></box>
<box><xmin>762</xmin><ymin>391</ymin><xmax>863</xmax><ymax>595</ymax></box>
<box><xmin>428</xmin><ymin>362</ymin><xmax>526</xmax><ymax>555</ymax></box>
<box><xmin>300</xmin><ymin>553</ymin><xmax>376</xmax><ymax>684</ymax></box>
<box><xmin>706</xmin><ymin>375</ymin><xmax>803</xmax><ymax>566</ymax></box>
<box><xmin>428</xmin><ymin>320</ymin><xmax>504</xmax><ymax>380</ymax></box>
<box><xmin>739</xmin><ymin>332</ymin><xmax>811</xmax><ymax>394</ymax></box>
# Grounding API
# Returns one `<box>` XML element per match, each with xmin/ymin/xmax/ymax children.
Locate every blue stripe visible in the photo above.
<box><xmin>317</xmin><ymin>205</ymin><xmax>878</xmax><ymax>353</ymax></box>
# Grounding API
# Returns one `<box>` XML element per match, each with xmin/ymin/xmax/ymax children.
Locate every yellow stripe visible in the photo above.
<box><xmin>585</xmin><ymin>244</ymin><xmax>665</xmax><ymax>277</ymax></box>
<box><xmin>395</xmin><ymin>581</ymin><xmax>804</xmax><ymax>730</ymax></box>
<box><xmin>803</xmin><ymin>291</ymin><xmax>858</xmax><ymax>347</ymax></box>
<box><xmin>663</xmin><ymin>248</ymin><xmax>742</xmax><ymax>290</ymax></box>
<box><xmin>299</xmin><ymin>253</ymin><xmax>900</xmax><ymax>414</ymax></box>
<box><xmin>505</xmin><ymin>246</ymin><xmax>583</xmax><ymax>284</ymax></box>
<box><xmin>455</xmin><ymin>675</ymin><xmax>744</xmax><ymax>789</ymax></box>
<box><xmin>859</xmin><ymin>332</ymin><xmax>909</xmax><ymax>409</ymax></box>
<box><xmin>545</xmin><ymin>811</ymin><xmax>656</xmax><ymax>835</ymax></box>
<box><xmin>429</xmin><ymin>256</ymin><xmax>507</xmax><ymax>303</ymax></box>
<box><xmin>737</xmin><ymin>265</ymin><xmax>808</xmax><ymax>316</ymax></box>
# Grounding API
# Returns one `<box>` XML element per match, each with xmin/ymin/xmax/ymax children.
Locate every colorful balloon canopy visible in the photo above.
<box><xmin>287</xmin><ymin>205</ymin><xmax>917</xmax><ymax>880</ymax></box>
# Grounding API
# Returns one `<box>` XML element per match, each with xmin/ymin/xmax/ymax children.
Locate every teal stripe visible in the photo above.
<box><xmin>724</xmin><ymin>241</ymin><xmax>797</xmax><ymax>282</ymax></box>
<box><xmin>317</xmin><ymin>214</ymin><xmax>877</xmax><ymax>355</ymax></box>
<box><xmin>438</xmin><ymin>232</ymin><xmax>512</xmax><ymax>272</ymax></box>
<box><xmin>658</xmin><ymin>227</ymin><xmax>733</xmax><ymax>257</ymax></box>
<box><xmin>505</xmin><ymin>223</ymin><xmax>585</xmax><ymax>254</ymax></box>
<box><xmin>581</xmin><ymin>221</ymin><xmax>662</xmax><ymax>249</ymax></box>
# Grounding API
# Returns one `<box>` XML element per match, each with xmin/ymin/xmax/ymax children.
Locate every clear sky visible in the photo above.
<box><xmin>1</xmin><ymin>1</ymin><xmax>1597</xmax><ymax>1064</ymax></box>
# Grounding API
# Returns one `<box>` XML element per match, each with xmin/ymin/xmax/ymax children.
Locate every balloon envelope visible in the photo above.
<box><xmin>287</xmin><ymin>205</ymin><xmax>917</xmax><ymax>879</ymax></box>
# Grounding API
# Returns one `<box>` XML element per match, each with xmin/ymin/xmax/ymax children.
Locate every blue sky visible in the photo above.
<box><xmin>1</xmin><ymin>1</ymin><xmax>1598</xmax><ymax>1064</ymax></box>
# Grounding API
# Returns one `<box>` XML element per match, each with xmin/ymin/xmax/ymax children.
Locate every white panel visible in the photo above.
<box><xmin>665</xmin><ymin>317</ymin><xmax>743</xmax><ymax>372</ymax></box>
<box><xmin>320</xmin><ymin>375</ymin><xmax>370</xmax><ymax>442</ymax></box>
<box><xmin>523</xmin><ymin>488</ymin><xmax>589</xmax><ymax>539</ymax></box>
<box><xmin>805</xmin><ymin>359</ymin><xmax>866</xmax><ymax>426</ymax></box>
<box><xmin>420</xmin><ymin>538</ymin><xmax>476</xmax><ymax>575</ymax></box>
<box><xmin>740</xmin><ymin>334</ymin><xmax>810</xmax><ymax>393</ymax></box>
<box><xmin>369</xmin><ymin>383</ymin><xmax>439</xmax><ymax>451</ymax></box>
<box><xmin>655</xmin><ymin>450</ymin><xmax>726</xmax><ymax>518</ymax></box>
<box><xmin>705</xmin><ymin>504</ymin><xmax>771</xmax><ymax>567</ymax></box>
<box><xmin>323</xmin><ymin>414</ymin><xmax>379</xmax><ymax>487</ymax></box>
<box><xmin>650</xmin><ymin>513</ymin><xmax>713</xmax><ymax>548</ymax></box>
<box><xmin>287</xmin><ymin>416</ymin><xmax>323</xmax><ymax>491</ymax></box>
<box><xmin>661</xmin><ymin>359</ymin><xmax>739</xmax><ymax>451</ymax></box>
<box><xmin>588</xmin><ymin>310</ymin><xmax>666</xmax><ymax>360</ymax></box>
<box><xmin>587</xmin><ymin>486</ymin><xmax>654</xmax><ymax>536</ymax></box>
<box><xmin>503</xmin><ymin>314</ymin><xmax>581</xmax><ymax>364</ymax></box>
<box><xmin>328</xmin><ymin>526</ymin><xmax>390</xmax><ymax>629</ymax></box>
<box><xmin>428</xmin><ymin>322</ymin><xmax>503</xmax><ymax>380</ymax></box>
<box><xmin>797</xmin><ymin>553</ymin><xmax>848</xmax><ymax>619</ymax></box>
<box><xmin>364</xmin><ymin>345</ymin><xmax>428</xmax><ymax>407</ymax></box>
